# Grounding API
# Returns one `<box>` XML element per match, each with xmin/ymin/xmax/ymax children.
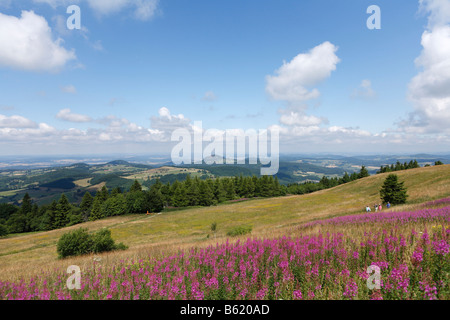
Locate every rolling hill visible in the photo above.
<box><xmin>0</xmin><ymin>164</ymin><xmax>449</xmax><ymax>283</ymax></box>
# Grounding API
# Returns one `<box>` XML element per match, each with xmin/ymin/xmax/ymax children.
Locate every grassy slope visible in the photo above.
<box><xmin>0</xmin><ymin>164</ymin><xmax>449</xmax><ymax>281</ymax></box>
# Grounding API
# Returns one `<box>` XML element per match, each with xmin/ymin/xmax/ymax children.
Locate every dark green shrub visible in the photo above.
<box><xmin>57</xmin><ymin>228</ymin><xmax>94</xmax><ymax>259</ymax></box>
<box><xmin>227</xmin><ymin>225</ymin><xmax>252</xmax><ymax>237</ymax></box>
<box><xmin>91</xmin><ymin>228</ymin><xmax>128</xmax><ymax>253</ymax></box>
<box><xmin>0</xmin><ymin>224</ymin><xmax>8</xmax><ymax>237</ymax></box>
<box><xmin>57</xmin><ymin>228</ymin><xmax>127</xmax><ymax>259</ymax></box>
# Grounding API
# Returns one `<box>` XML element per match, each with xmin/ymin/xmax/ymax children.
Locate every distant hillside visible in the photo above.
<box><xmin>1</xmin><ymin>164</ymin><xmax>449</xmax><ymax>283</ymax></box>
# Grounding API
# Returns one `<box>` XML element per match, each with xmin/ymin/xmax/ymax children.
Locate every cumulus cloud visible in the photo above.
<box><xmin>33</xmin><ymin>0</ymin><xmax>159</xmax><ymax>21</ymax></box>
<box><xmin>402</xmin><ymin>0</ymin><xmax>450</xmax><ymax>133</ymax></box>
<box><xmin>150</xmin><ymin>107</ymin><xmax>191</xmax><ymax>138</ymax></box>
<box><xmin>32</xmin><ymin>0</ymin><xmax>73</xmax><ymax>8</ymax></box>
<box><xmin>0</xmin><ymin>11</ymin><xmax>76</xmax><ymax>72</ymax></box>
<box><xmin>56</xmin><ymin>108</ymin><xmax>92</xmax><ymax>123</ymax></box>
<box><xmin>0</xmin><ymin>115</ymin><xmax>37</xmax><ymax>128</ymax></box>
<box><xmin>0</xmin><ymin>108</ymin><xmax>174</xmax><ymax>154</ymax></box>
<box><xmin>202</xmin><ymin>91</ymin><xmax>217</xmax><ymax>102</ymax></box>
<box><xmin>265</xmin><ymin>41</ymin><xmax>340</xmax><ymax>103</ymax></box>
<box><xmin>279</xmin><ymin>112</ymin><xmax>324</xmax><ymax>127</ymax></box>
<box><xmin>61</xmin><ymin>85</ymin><xmax>77</xmax><ymax>94</ymax></box>
<box><xmin>351</xmin><ymin>79</ymin><xmax>377</xmax><ymax>100</ymax></box>
<box><xmin>419</xmin><ymin>0</ymin><xmax>450</xmax><ymax>28</ymax></box>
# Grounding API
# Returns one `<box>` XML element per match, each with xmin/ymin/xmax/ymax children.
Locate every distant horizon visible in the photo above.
<box><xmin>1</xmin><ymin>151</ymin><xmax>450</xmax><ymax>159</ymax></box>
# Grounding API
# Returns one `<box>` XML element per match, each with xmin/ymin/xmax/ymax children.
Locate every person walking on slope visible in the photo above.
<box><xmin>378</xmin><ymin>204</ymin><xmax>382</xmax><ymax>211</ymax></box>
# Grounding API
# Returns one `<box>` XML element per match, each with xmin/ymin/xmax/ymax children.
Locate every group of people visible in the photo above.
<box><xmin>365</xmin><ymin>202</ymin><xmax>390</xmax><ymax>212</ymax></box>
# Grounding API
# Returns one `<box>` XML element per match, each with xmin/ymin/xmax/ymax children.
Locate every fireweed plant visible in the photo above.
<box><xmin>1</xmin><ymin>203</ymin><xmax>449</xmax><ymax>300</ymax></box>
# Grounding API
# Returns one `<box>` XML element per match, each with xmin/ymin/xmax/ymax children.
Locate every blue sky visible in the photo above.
<box><xmin>0</xmin><ymin>0</ymin><xmax>450</xmax><ymax>156</ymax></box>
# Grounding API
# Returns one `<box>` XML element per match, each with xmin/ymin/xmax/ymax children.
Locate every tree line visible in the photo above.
<box><xmin>377</xmin><ymin>160</ymin><xmax>420</xmax><ymax>174</ymax></box>
<box><xmin>0</xmin><ymin>165</ymin><xmax>374</xmax><ymax>237</ymax></box>
<box><xmin>0</xmin><ymin>175</ymin><xmax>287</xmax><ymax>235</ymax></box>
<box><xmin>377</xmin><ymin>159</ymin><xmax>445</xmax><ymax>174</ymax></box>
<box><xmin>286</xmin><ymin>166</ymin><xmax>370</xmax><ymax>195</ymax></box>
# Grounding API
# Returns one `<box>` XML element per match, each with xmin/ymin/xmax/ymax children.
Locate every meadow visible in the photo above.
<box><xmin>0</xmin><ymin>165</ymin><xmax>449</xmax><ymax>300</ymax></box>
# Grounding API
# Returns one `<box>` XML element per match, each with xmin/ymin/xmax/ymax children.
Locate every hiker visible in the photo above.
<box><xmin>387</xmin><ymin>202</ymin><xmax>391</xmax><ymax>209</ymax></box>
<box><xmin>378</xmin><ymin>204</ymin><xmax>382</xmax><ymax>211</ymax></box>
<box><xmin>375</xmin><ymin>204</ymin><xmax>378</xmax><ymax>212</ymax></box>
<box><xmin>366</xmin><ymin>205</ymin><xmax>371</xmax><ymax>212</ymax></box>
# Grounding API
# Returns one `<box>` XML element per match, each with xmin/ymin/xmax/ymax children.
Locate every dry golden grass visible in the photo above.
<box><xmin>0</xmin><ymin>164</ymin><xmax>449</xmax><ymax>282</ymax></box>
<box><xmin>73</xmin><ymin>178</ymin><xmax>91</xmax><ymax>188</ymax></box>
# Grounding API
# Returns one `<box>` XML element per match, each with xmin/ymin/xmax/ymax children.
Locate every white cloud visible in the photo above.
<box><xmin>61</xmin><ymin>85</ymin><xmax>77</xmax><ymax>94</ymax></box>
<box><xmin>0</xmin><ymin>11</ymin><xmax>76</xmax><ymax>72</ymax></box>
<box><xmin>134</xmin><ymin>0</ymin><xmax>159</xmax><ymax>20</ymax></box>
<box><xmin>351</xmin><ymin>79</ymin><xmax>377</xmax><ymax>100</ymax></box>
<box><xmin>420</xmin><ymin>0</ymin><xmax>450</xmax><ymax>28</ymax></box>
<box><xmin>279</xmin><ymin>111</ymin><xmax>324</xmax><ymax>127</ymax></box>
<box><xmin>149</xmin><ymin>107</ymin><xmax>192</xmax><ymax>141</ymax></box>
<box><xmin>85</xmin><ymin>0</ymin><xmax>159</xmax><ymax>20</ymax></box>
<box><xmin>265</xmin><ymin>41</ymin><xmax>340</xmax><ymax>103</ymax></box>
<box><xmin>31</xmin><ymin>0</ymin><xmax>159</xmax><ymax>20</ymax></box>
<box><xmin>0</xmin><ymin>115</ymin><xmax>37</xmax><ymax>128</ymax></box>
<box><xmin>403</xmin><ymin>0</ymin><xmax>450</xmax><ymax>133</ymax></box>
<box><xmin>202</xmin><ymin>91</ymin><xmax>217</xmax><ymax>102</ymax></box>
<box><xmin>32</xmin><ymin>0</ymin><xmax>73</xmax><ymax>8</ymax></box>
<box><xmin>56</xmin><ymin>108</ymin><xmax>92</xmax><ymax>123</ymax></box>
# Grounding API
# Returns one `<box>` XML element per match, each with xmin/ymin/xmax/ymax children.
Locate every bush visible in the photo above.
<box><xmin>0</xmin><ymin>224</ymin><xmax>8</xmax><ymax>237</ymax></box>
<box><xmin>57</xmin><ymin>228</ymin><xmax>94</xmax><ymax>259</ymax></box>
<box><xmin>227</xmin><ymin>225</ymin><xmax>252</xmax><ymax>237</ymax></box>
<box><xmin>92</xmin><ymin>229</ymin><xmax>117</xmax><ymax>253</ymax></box>
<box><xmin>57</xmin><ymin>227</ymin><xmax>127</xmax><ymax>259</ymax></box>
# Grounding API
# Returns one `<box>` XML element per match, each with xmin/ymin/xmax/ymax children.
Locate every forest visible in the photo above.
<box><xmin>0</xmin><ymin>166</ymin><xmax>371</xmax><ymax>236</ymax></box>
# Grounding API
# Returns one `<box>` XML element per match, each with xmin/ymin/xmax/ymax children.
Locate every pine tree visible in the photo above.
<box><xmin>54</xmin><ymin>194</ymin><xmax>71</xmax><ymax>228</ymax></box>
<box><xmin>9</xmin><ymin>193</ymin><xmax>33</xmax><ymax>233</ymax></box>
<box><xmin>173</xmin><ymin>183</ymin><xmax>188</xmax><ymax>207</ymax></box>
<box><xmin>358</xmin><ymin>166</ymin><xmax>370</xmax><ymax>179</ymax></box>
<box><xmin>41</xmin><ymin>200</ymin><xmax>58</xmax><ymax>231</ymax></box>
<box><xmin>148</xmin><ymin>186</ymin><xmax>164</xmax><ymax>212</ymax></box>
<box><xmin>111</xmin><ymin>187</ymin><xmax>122</xmax><ymax>197</ymax></box>
<box><xmin>80</xmin><ymin>192</ymin><xmax>94</xmax><ymax>221</ymax></box>
<box><xmin>198</xmin><ymin>180</ymin><xmax>214</xmax><ymax>206</ymax></box>
<box><xmin>98</xmin><ymin>185</ymin><xmax>109</xmax><ymax>202</ymax></box>
<box><xmin>213</xmin><ymin>178</ymin><xmax>227</xmax><ymax>203</ymax></box>
<box><xmin>89</xmin><ymin>196</ymin><xmax>104</xmax><ymax>221</ymax></box>
<box><xmin>224</xmin><ymin>178</ymin><xmax>236</xmax><ymax>200</ymax></box>
<box><xmin>342</xmin><ymin>172</ymin><xmax>351</xmax><ymax>183</ymax></box>
<box><xmin>27</xmin><ymin>203</ymin><xmax>40</xmax><ymax>231</ymax></box>
<box><xmin>21</xmin><ymin>193</ymin><xmax>32</xmax><ymax>217</ymax></box>
<box><xmin>130</xmin><ymin>180</ymin><xmax>142</xmax><ymax>193</ymax></box>
<box><xmin>187</xmin><ymin>177</ymin><xmax>200</xmax><ymax>206</ymax></box>
<box><xmin>380</xmin><ymin>174</ymin><xmax>408</xmax><ymax>205</ymax></box>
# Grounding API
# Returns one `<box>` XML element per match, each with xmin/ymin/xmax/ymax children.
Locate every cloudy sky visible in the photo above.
<box><xmin>0</xmin><ymin>0</ymin><xmax>450</xmax><ymax>156</ymax></box>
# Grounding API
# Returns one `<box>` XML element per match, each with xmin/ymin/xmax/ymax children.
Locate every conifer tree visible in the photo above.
<box><xmin>89</xmin><ymin>196</ymin><xmax>104</xmax><ymax>221</ymax></box>
<box><xmin>80</xmin><ymin>192</ymin><xmax>94</xmax><ymax>221</ymax></box>
<box><xmin>54</xmin><ymin>194</ymin><xmax>71</xmax><ymax>228</ymax></box>
<box><xmin>130</xmin><ymin>180</ymin><xmax>142</xmax><ymax>193</ymax></box>
<box><xmin>380</xmin><ymin>174</ymin><xmax>408</xmax><ymax>205</ymax></box>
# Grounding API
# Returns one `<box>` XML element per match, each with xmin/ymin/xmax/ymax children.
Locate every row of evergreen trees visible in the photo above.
<box><xmin>0</xmin><ymin>165</ymin><xmax>379</xmax><ymax>236</ymax></box>
<box><xmin>0</xmin><ymin>174</ymin><xmax>287</xmax><ymax>235</ymax></box>
<box><xmin>377</xmin><ymin>160</ymin><xmax>420</xmax><ymax>174</ymax></box>
<box><xmin>286</xmin><ymin>166</ymin><xmax>370</xmax><ymax>195</ymax></box>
